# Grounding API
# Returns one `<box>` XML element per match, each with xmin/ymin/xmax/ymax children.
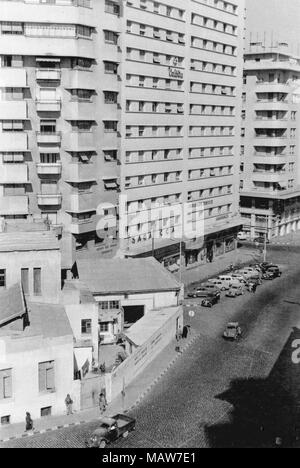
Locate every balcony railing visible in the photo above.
<box><xmin>36</xmin><ymin>100</ymin><xmax>61</xmax><ymax>112</ymax></box>
<box><xmin>36</xmin><ymin>132</ymin><xmax>61</xmax><ymax>144</ymax></box>
<box><xmin>36</xmin><ymin>69</ymin><xmax>61</xmax><ymax>81</ymax></box>
<box><xmin>37</xmin><ymin>193</ymin><xmax>62</xmax><ymax>206</ymax></box>
<box><xmin>36</xmin><ymin>163</ymin><xmax>62</xmax><ymax>176</ymax></box>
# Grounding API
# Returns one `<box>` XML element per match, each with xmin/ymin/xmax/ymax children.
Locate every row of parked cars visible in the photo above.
<box><xmin>187</xmin><ymin>262</ymin><xmax>282</xmax><ymax>309</ymax></box>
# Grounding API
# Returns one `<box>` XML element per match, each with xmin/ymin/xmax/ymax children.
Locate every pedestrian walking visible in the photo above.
<box><xmin>25</xmin><ymin>412</ymin><xmax>34</xmax><ymax>432</ymax></box>
<box><xmin>182</xmin><ymin>325</ymin><xmax>191</xmax><ymax>339</ymax></box>
<box><xmin>175</xmin><ymin>329</ymin><xmax>182</xmax><ymax>352</ymax></box>
<box><xmin>65</xmin><ymin>394</ymin><xmax>73</xmax><ymax>415</ymax></box>
<box><xmin>99</xmin><ymin>392</ymin><xmax>107</xmax><ymax>414</ymax></box>
<box><xmin>253</xmin><ymin>283</ymin><xmax>257</xmax><ymax>293</ymax></box>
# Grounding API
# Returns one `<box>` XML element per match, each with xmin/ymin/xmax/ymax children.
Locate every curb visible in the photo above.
<box><xmin>0</xmin><ymin>334</ymin><xmax>199</xmax><ymax>444</ymax></box>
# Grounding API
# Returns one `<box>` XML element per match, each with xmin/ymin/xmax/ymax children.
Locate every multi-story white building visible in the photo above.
<box><xmin>240</xmin><ymin>46</ymin><xmax>300</xmax><ymax>239</ymax></box>
<box><xmin>0</xmin><ymin>0</ymin><xmax>244</xmax><ymax>272</ymax></box>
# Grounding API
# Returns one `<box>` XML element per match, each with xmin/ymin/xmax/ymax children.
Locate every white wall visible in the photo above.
<box><xmin>0</xmin><ymin>335</ymin><xmax>74</xmax><ymax>424</ymax></box>
<box><xmin>0</xmin><ymin>249</ymin><xmax>61</xmax><ymax>304</ymax></box>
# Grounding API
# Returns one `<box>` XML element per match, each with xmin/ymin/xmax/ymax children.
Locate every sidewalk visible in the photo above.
<box><xmin>0</xmin><ymin>329</ymin><xmax>198</xmax><ymax>444</ymax></box>
<box><xmin>175</xmin><ymin>247</ymin><xmax>261</xmax><ymax>287</ymax></box>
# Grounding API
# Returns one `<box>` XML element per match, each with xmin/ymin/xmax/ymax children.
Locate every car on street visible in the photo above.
<box><xmin>201</xmin><ymin>293</ymin><xmax>220</xmax><ymax>308</ymax></box>
<box><xmin>253</xmin><ymin>237</ymin><xmax>270</xmax><ymax>244</ymax></box>
<box><xmin>226</xmin><ymin>283</ymin><xmax>245</xmax><ymax>297</ymax></box>
<box><xmin>217</xmin><ymin>275</ymin><xmax>235</xmax><ymax>290</ymax></box>
<box><xmin>207</xmin><ymin>278</ymin><xmax>225</xmax><ymax>290</ymax></box>
<box><xmin>262</xmin><ymin>271</ymin><xmax>276</xmax><ymax>280</ymax></box>
<box><xmin>260</xmin><ymin>262</ymin><xmax>275</xmax><ymax>272</ymax></box>
<box><xmin>237</xmin><ymin>231</ymin><xmax>248</xmax><ymax>241</ymax></box>
<box><xmin>231</xmin><ymin>273</ymin><xmax>248</xmax><ymax>284</ymax></box>
<box><xmin>85</xmin><ymin>414</ymin><xmax>136</xmax><ymax>448</ymax></box>
<box><xmin>223</xmin><ymin>322</ymin><xmax>242</xmax><ymax>340</ymax></box>
<box><xmin>187</xmin><ymin>285</ymin><xmax>220</xmax><ymax>298</ymax></box>
<box><xmin>265</xmin><ymin>266</ymin><xmax>282</xmax><ymax>278</ymax></box>
<box><xmin>236</xmin><ymin>269</ymin><xmax>260</xmax><ymax>280</ymax></box>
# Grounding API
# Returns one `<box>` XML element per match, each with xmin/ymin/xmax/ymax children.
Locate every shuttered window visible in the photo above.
<box><xmin>33</xmin><ymin>268</ymin><xmax>41</xmax><ymax>296</ymax></box>
<box><xmin>38</xmin><ymin>361</ymin><xmax>55</xmax><ymax>392</ymax></box>
<box><xmin>21</xmin><ymin>268</ymin><xmax>29</xmax><ymax>295</ymax></box>
<box><xmin>0</xmin><ymin>369</ymin><xmax>12</xmax><ymax>399</ymax></box>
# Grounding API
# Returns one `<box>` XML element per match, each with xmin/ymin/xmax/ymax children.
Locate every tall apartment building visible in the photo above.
<box><xmin>240</xmin><ymin>46</ymin><xmax>300</xmax><ymax>239</ymax></box>
<box><xmin>0</xmin><ymin>0</ymin><xmax>244</xmax><ymax>272</ymax></box>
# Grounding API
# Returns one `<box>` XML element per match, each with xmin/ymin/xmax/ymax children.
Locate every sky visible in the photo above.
<box><xmin>246</xmin><ymin>0</ymin><xmax>300</xmax><ymax>55</ymax></box>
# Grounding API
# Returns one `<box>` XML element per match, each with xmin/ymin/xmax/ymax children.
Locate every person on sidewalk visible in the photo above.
<box><xmin>99</xmin><ymin>392</ymin><xmax>107</xmax><ymax>415</ymax></box>
<box><xmin>25</xmin><ymin>412</ymin><xmax>34</xmax><ymax>432</ymax></box>
<box><xmin>65</xmin><ymin>394</ymin><xmax>73</xmax><ymax>415</ymax></box>
<box><xmin>182</xmin><ymin>325</ymin><xmax>191</xmax><ymax>339</ymax></box>
<box><xmin>175</xmin><ymin>330</ymin><xmax>182</xmax><ymax>352</ymax></box>
<box><xmin>253</xmin><ymin>283</ymin><xmax>257</xmax><ymax>294</ymax></box>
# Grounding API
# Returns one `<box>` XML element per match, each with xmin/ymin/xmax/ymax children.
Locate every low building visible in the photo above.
<box><xmin>0</xmin><ymin>284</ymin><xmax>75</xmax><ymax>425</ymax></box>
<box><xmin>72</xmin><ymin>257</ymin><xmax>182</xmax><ymax>336</ymax></box>
<box><xmin>0</xmin><ymin>230</ymin><xmax>61</xmax><ymax>304</ymax></box>
<box><xmin>61</xmin><ymin>281</ymin><xmax>99</xmax><ymax>371</ymax></box>
<box><xmin>105</xmin><ymin>306</ymin><xmax>184</xmax><ymax>403</ymax></box>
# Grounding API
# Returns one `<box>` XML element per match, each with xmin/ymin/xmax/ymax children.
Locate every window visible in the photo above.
<box><xmin>104</xmin><ymin>30</ymin><xmax>118</xmax><ymax>44</ymax></box>
<box><xmin>38</xmin><ymin>361</ymin><xmax>55</xmax><ymax>393</ymax></box>
<box><xmin>104</xmin><ymin>121</ymin><xmax>118</xmax><ymax>132</ymax></box>
<box><xmin>0</xmin><ymin>269</ymin><xmax>6</xmax><ymax>288</ymax></box>
<box><xmin>33</xmin><ymin>268</ymin><xmax>41</xmax><ymax>296</ymax></box>
<box><xmin>0</xmin><ymin>369</ymin><xmax>12</xmax><ymax>399</ymax></box>
<box><xmin>104</xmin><ymin>91</ymin><xmax>118</xmax><ymax>104</ymax></box>
<box><xmin>100</xmin><ymin>322</ymin><xmax>109</xmax><ymax>332</ymax></box>
<box><xmin>40</xmin><ymin>153</ymin><xmax>58</xmax><ymax>164</ymax></box>
<box><xmin>1</xmin><ymin>416</ymin><xmax>10</xmax><ymax>425</ymax></box>
<box><xmin>41</xmin><ymin>407</ymin><xmax>52</xmax><ymax>417</ymax></box>
<box><xmin>21</xmin><ymin>268</ymin><xmax>29</xmax><ymax>295</ymax></box>
<box><xmin>109</xmin><ymin>300</ymin><xmax>120</xmax><ymax>309</ymax></box>
<box><xmin>81</xmin><ymin>319</ymin><xmax>92</xmax><ymax>335</ymax></box>
<box><xmin>104</xmin><ymin>61</ymin><xmax>118</xmax><ymax>74</ymax></box>
<box><xmin>105</xmin><ymin>0</ymin><xmax>120</xmax><ymax>15</ymax></box>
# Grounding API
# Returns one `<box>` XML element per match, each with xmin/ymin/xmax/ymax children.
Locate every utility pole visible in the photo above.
<box><xmin>263</xmin><ymin>217</ymin><xmax>268</xmax><ymax>262</ymax></box>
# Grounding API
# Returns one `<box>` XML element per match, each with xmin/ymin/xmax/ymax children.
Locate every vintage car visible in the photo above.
<box><xmin>265</xmin><ymin>266</ymin><xmax>282</xmax><ymax>278</ymax></box>
<box><xmin>226</xmin><ymin>283</ymin><xmax>245</xmax><ymax>297</ymax></box>
<box><xmin>223</xmin><ymin>322</ymin><xmax>242</xmax><ymax>340</ymax></box>
<box><xmin>187</xmin><ymin>285</ymin><xmax>220</xmax><ymax>298</ymax></box>
<box><xmin>201</xmin><ymin>293</ymin><xmax>220</xmax><ymax>308</ymax></box>
<box><xmin>85</xmin><ymin>414</ymin><xmax>136</xmax><ymax>448</ymax></box>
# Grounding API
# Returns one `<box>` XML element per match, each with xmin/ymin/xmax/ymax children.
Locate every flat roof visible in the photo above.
<box><xmin>24</xmin><ymin>303</ymin><xmax>73</xmax><ymax>339</ymax></box>
<box><xmin>125</xmin><ymin>307</ymin><xmax>181</xmax><ymax>347</ymax></box>
<box><xmin>76</xmin><ymin>257</ymin><xmax>181</xmax><ymax>295</ymax></box>
<box><xmin>0</xmin><ymin>231</ymin><xmax>59</xmax><ymax>252</ymax></box>
<box><xmin>0</xmin><ymin>283</ymin><xmax>26</xmax><ymax>327</ymax></box>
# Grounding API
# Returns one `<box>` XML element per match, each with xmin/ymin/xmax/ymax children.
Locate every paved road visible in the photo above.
<box><xmin>2</xmin><ymin>251</ymin><xmax>300</xmax><ymax>448</ymax></box>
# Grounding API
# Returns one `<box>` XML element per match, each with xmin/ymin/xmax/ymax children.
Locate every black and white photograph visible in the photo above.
<box><xmin>0</xmin><ymin>0</ymin><xmax>299</xmax><ymax>452</ymax></box>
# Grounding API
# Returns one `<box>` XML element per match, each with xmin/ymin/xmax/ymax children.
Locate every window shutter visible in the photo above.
<box><xmin>46</xmin><ymin>364</ymin><xmax>54</xmax><ymax>391</ymax></box>
<box><xmin>38</xmin><ymin>364</ymin><xmax>46</xmax><ymax>392</ymax></box>
<box><xmin>3</xmin><ymin>373</ymin><xmax>12</xmax><ymax>399</ymax></box>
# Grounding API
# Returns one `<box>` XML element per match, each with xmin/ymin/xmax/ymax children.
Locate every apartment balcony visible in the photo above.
<box><xmin>0</xmin><ymin>132</ymin><xmax>28</xmax><ymax>152</ymax></box>
<box><xmin>64</xmin><ymin>101</ymin><xmax>95</xmax><ymax>121</ymax></box>
<box><xmin>36</xmin><ymin>132</ymin><xmax>61</xmax><ymax>145</ymax></box>
<box><xmin>36</xmin><ymin>99</ymin><xmax>61</xmax><ymax>113</ymax></box>
<box><xmin>37</xmin><ymin>194</ymin><xmax>62</xmax><ymax>206</ymax></box>
<box><xmin>245</xmin><ymin>61</ymin><xmax>300</xmax><ymax>73</ymax></box>
<box><xmin>36</xmin><ymin>69</ymin><xmax>61</xmax><ymax>82</ymax></box>
<box><xmin>0</xmin><ymin>196</ymin><xmax>28</xmax><ymax>216</ymax></box>
<box><xmin>0</xmin><ymin>164</ymin><xmax>28</xmax><ymax>184</ymax></box>
<box><xmin>252</xmin><ymin>171</ymin><xmax>287</xmax><ymax>183</ymax></box>
<box><xmin>255</xmin><ymin>83</ymin><xmax>290</xmax><ymax>94</ymax></box>
<box><xmin>254</xmin><ymin>119</ymin><xmax>288</xmax><ymax>129</ymax></box>
<box><xmin>253</xmin><ymin>155</ymin><xmax>287</xmax><ymax>165</ymax></box>
<box><xmin>69</xmin><ymin>218</ymin><xmax>96</xmax><ymax>235</ymax></box>
<box><xmin>0</xmin><ymin>68</ymin><xmax>27</xmax><ymax>88</ymax></box>
<box><xmin>36</xmin><ymin>163</ymin><xmax>62</xmax><ymax>177</ymax></box>
<box><xmin>254</xmin><ymin>136</ymin><xmax>287</xmax><ymax>147</ymax></box>
<box><xmin>65</xmin><ymin>132</ymin><xmax>95</xmax><ymax>152</ymax></box>
<box><xmin>0</xmin><ymin>101</ymin><xmax>27</xmax><ymax>119</ymax></box>
<box><xmin>68</xmin><ymin>193</ymin><xmax>95</xmax><ymax>213</ymax></box>
<box><xmin>66</xmin><ymin>164</ymin><xmax>96</xmax><ymax>183</ymax></box>
<box><xmin>66</xmin><ymin>70</ymin><xmax>96</xmax><ymax>90</ymax></box>
<box><xmin>255</xmin><ymin>100</ymin><xmax>289</xmax><ymax>112</ymax></box>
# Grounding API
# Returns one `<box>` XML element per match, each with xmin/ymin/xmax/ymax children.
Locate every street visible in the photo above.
<box><xmin>2</xmin><ymin>249</ymin><xmax>300</xmax><ymax>448</ymax></box>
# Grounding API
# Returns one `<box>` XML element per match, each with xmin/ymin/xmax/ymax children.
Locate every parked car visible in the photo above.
<box><xmin>201</xmin><ymin>293</ymin><xmax>220</xmax><ymax>308</ymax></box>
<box><xmin>187</xmin><ymin>285</ymin><xmax>220</xmax><ymax>298</ymax></box>
<box><xmin>207</xmin><ymin>278</ymin><xmax>225</xmax><ymax>290</ymax></box>
<box><xmin>223</xmin><ymin>322</ymin><xmax>242</xmax><ymax>340</ymax></box>
<box><xmin>226</xmin><ymin>283</ymin><xmax>245</xmax><ymax>297</ymax></box>
<box><xmin>266</xmin><ymin>266</ymin><xmax>282</xmax><ymax>278</ymax></box>
<box><xmin>253</xmin><ymin>237</ymin><xmax>270</xmax><ymax>244</ymax></box>
<box><xmin>237</xmin><ymin>269</ymin><xmax>260</xmax><ymax>280</ymax></box>
<box><xmin>217</xmin><ymin>275</ymin><xmax>235</xmax><ymax>290</ymax></box>
<box><xmin>231</xmin><ymin>273</ymin><xmax>248</xmax><ymax>284</ymax></box>
<box><xmin>237</xmin><ymin>231</ymin><xmax>248</xmax><ymax>241</ymax></box>
<box><xmin>85</xmin><ymin>414</ymin><xmax>136</xmax><ymax>448</ymax></box>
<box><xmin>262</xmin><ymin>271</ymin><xmax>276</xmax><ymax>280</ymax></box>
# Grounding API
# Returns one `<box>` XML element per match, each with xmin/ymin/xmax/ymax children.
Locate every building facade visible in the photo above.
<box><xmin>240</xmin><ymin>46</ymin><xmax>300</xmax><ymax>239</ymax></box>
<box><xmin>0</xmin><ymin>0</ymin><xmax>244</xmax><ymax>270</ymax></box>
